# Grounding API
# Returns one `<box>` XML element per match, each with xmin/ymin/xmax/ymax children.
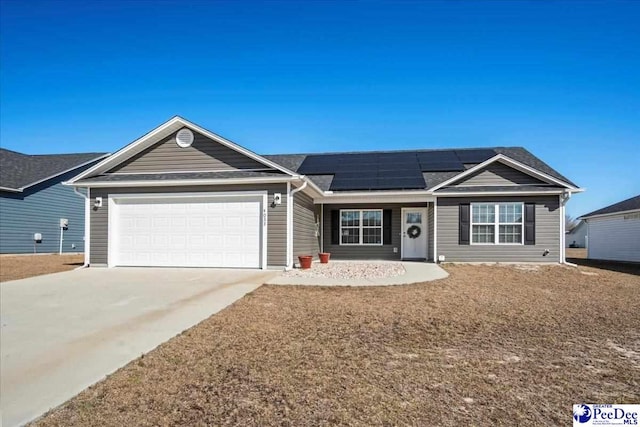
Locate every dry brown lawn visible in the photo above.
<box><xmin>33</xmin><ymin>264</ymin><xmax>640</xmax><ymax>426</ymax></box>
<box><xmin>0</xmin><ymin>254</ymin><xmax>84</xmax><ymax>282</ymax></box>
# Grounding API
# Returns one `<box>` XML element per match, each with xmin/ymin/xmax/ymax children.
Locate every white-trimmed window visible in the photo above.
<box><xmin>340</xmin><ymin>209</ymin><xmax>383</xmax><ymax>245</ymax></box>
<box><xmin>471</xmin><ymin>202</ymin><xmax>523</xmax><ymax>244</ymax></box>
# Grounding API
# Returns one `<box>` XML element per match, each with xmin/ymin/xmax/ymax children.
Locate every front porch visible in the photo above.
<box><xmin>319</xmin><ymin>202</ymin><xmax>435</xmax><ymax>262</ymax></box>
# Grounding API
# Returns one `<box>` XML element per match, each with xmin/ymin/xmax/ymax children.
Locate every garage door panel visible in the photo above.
<box><xmin>224</xmin><ymin>235</ymin><xmax>242</xmax><ymax>251</ymax></box>
<box><xmin>225</xmin><ymin>216</ymin><xmax>242</xmax><ymax>229</ymax></box>
<box><xmin>244</xmin><ymin>234</ymin><xmax>260</xmax><ymax>246</ymax></box>
<box><xmin>153</xmin><ymin>216</ymin><xmax>171</xmax><ymax>228</ymax></box>
<box><xmin>135</xmin><ymin>235</ymin><xmax>151</xmax><ymax>247</ymax></box>
<box><xmin>112</xmin><ymin>196</ymin><xmax>262</xmax><ymax>268</ymax></box>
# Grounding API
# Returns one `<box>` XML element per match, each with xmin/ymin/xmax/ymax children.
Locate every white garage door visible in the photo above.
<box><xmin>111</xmin><ymin>195</ymin><xmax>263</xmax><ymax>268</ymax></box>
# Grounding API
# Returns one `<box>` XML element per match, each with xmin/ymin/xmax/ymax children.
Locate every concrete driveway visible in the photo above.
<box><xmin>1</xmin><ymin>267</ymin><xmax>277</xmax><ymax>427</ymax></box>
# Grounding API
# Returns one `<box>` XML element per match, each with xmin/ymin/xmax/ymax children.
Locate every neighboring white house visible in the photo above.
<box><xmin>579</xmin><ymin>194</ymin><xmax>640</xmax><ymax>263</ymax></box>
<box><xmin>565</xmin><ymin>220</ymin><xmax>587</xmax><ymax>248</ymax></box>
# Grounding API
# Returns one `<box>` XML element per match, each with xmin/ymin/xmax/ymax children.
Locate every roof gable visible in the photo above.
<box><xmin>429</xmin><ymin>154</ymin><xmax>578</xmax><ymax>192</ymax></box>
<box><xmin>106</xmin><ymin>130</ymin><xmax>268</xmax><ymax>174</ymax></box>
<box><xmin>69</xmin><ymin>117</ymin><xmax>298</xmax><ymax>184</ymax></box>
<box><xmin>446</xmin><ymin>161</ymin><xmax>547</xmax><ymax>188</ymax></box>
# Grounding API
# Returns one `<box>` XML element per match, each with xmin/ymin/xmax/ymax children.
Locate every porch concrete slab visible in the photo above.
<box><xmin>266</xmin><ymin>262</ymin><xmax>448</xmax><ymax>286</ymax></box>
<box><xmin>1</xmin><ymin>267</ymin><xmax>277</xmax><ymax>427</ymax></box>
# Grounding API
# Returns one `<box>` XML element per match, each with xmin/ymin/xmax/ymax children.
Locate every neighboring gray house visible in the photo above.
<box><xmin>566</xmin><ymin>220</ymin><xmax>587</xmax><ymax>248</ymax></box>
<box><xmin>0</xmin><ymin>149</ymin><xmax>107</xmax><ymax>254</ymax></box>
<box><xmin>579</xmin><ymin>195</ymin><xmax>640</xmax><ymax>263</ymax></box>
<box><xmin>66</xmin><ymin>116</ymin><xmax>583</xmax><ymax>269</ymax></box>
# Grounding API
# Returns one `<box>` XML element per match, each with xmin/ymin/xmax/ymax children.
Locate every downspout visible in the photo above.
<box><xmin>560</xmin><ymin>190</ymin><xmax>577</xmax><ymax>267</ymax></box>
<box><xmin>73</xmin><ymin>187</ymin><xmax>90</xmax><ymax>268</ymax></box>
<box><xmin>320</xmin><ymin>203</ymin><xmax>324</xmax><ymax>254</ymax></box>
<box><xmin>433</xmin><ymin>197</ymin><xmax>438</xmax><ymax>263</ymax></box>
<box><xmin>287</xmin><ymin>179</ymin><xmax>309</xmax><ymax>269</ymax></box>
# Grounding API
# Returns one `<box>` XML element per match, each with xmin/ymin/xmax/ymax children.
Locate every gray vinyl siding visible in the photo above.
<box><xmin>436</xmin><ymin>196</ymin><xmax>561</xmax><ymax>262</ymax></box>
<box><xmin>292</xmin><ymin>191</ymin><xmax>320</xmax><ymax>259</ymax></box>
<box><xmin>107</xmin><ymin>130</ymin><xmax>269</xmax><ymax>174</ymax></box>
<box><xmin>449</xmin><ymin>162</ymin><xmax>545</xmax><ymax>187</ymax></box>
<box><xmin>322</xmin><ymin>203</ymin><xmax>431</xmax><ymax>260</ymax></box>
<box><xmin>0</xmin><ymin>167</ymin><xmax>96</xmax><ymax>254</ymax></box>
<box><xmin>89</xmin><ymin>184</ymin><xmax>287</xmax><ymax>267</ymax></box>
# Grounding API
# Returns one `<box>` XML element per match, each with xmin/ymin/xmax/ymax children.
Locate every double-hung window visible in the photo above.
<box><xmin>471</xmin><ymin>202</ymin><xmax>524</xmax><ymax>244</ymax></box>
<box><xmin>340</xmin><ymin>209</ymin><xmax>383</xmax><ymax>245</ymax></box>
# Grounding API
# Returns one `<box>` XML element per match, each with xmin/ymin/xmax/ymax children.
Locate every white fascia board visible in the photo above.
<box><xmin>0</xmin><ymin>186</ymin><xmax>21</xmax><ymax>192</ymax></box>
<box><xmin>435</xmin><ymin>190</ymin><xmax>567</xmax><ymax>197</ymax></box>
<box><xmin>67</xmin><ymin>116</ymin><xmax>300</xmax><ymax>184</ymax></box>
<box><xmin>67</xmin><ymin>176</ymin><xmax>298</xmax><ymax>188</ymax></box>
<box><xmin>579</xmin><ymin>208</ymin><xmax>640</xmax><ymax>221</ymax></box>
<box><xmin>298</xmin><ymin>176</ymin><xmax>325</xmax><ymax>198</ymax></box>
<box><xmin>428</xmin><ymin>154</ymin><xmax>579</xmax><ymax>192</ymax></box>
<box><xmin>315</xmin><ymin>191</ymin><xmax>435</xmax><ymax>204</ymax></box>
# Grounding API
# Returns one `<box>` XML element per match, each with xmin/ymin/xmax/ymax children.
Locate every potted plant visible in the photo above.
<box><xmin>298</xmin><ymin>255</ymin><xmax>313</xmax><ymax>269</ymax></box>
<box><xmin>318</xmin><ymin>252</ymin><xmax>331</xmax><ymax>264</ymax></box>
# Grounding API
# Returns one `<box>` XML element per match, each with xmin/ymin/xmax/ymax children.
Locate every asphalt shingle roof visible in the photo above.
<box><xmin>69</xmin><ymin>143</ymin><xmax>576</xmax><ymax>194</ymax></box>
<box><xmin>265</xmin><ymin>146</ymin><xmax>577</xmax><ymax>191</ymax></box>
<box><xmin>0</xmin><ymin>148</ymin><xmax>107</xmax><ymax>191</ymax></box>
<box><xmin>581</xmin><ymin>195</ymin><xmax>640</xmax><ymax>218</ymax></box>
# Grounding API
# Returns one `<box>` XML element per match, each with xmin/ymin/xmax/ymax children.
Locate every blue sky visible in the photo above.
<box><xmin>1</xmin><ymin>0</ymin><xmax>638</xmax><ymax>217</ymax></box>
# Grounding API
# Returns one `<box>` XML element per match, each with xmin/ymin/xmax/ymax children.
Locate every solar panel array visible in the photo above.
<box><xmin>297</xmin><ymin>149</ymin><xmax>497</xmax><ymax>191</ymax></box>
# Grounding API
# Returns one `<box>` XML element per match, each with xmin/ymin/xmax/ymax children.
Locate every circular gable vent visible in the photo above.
<box><xmin>176</xmin><ymin>128</ymin><xmax>194</xmax><ymax>148</ymax></box>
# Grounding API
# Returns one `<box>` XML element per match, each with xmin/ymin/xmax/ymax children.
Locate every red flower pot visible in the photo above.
<box><xmin>298</xmin><ymin>255</ymin><xmax>313</xmax><ymax>269</ymax></box>
<box><xmin>318</xmin><ymin>252</ymin><xmax>331</xmax><ymax>264</ymax></box>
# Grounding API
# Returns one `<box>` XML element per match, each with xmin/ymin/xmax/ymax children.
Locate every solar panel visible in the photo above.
<box><xmin>455</xmin><ymin>149</ymin><xmax>496</xmax><ymax>164</ymax></box>
<box><xmin>346</xmin><ymin>163</ymin><xmax>379</xmax><ymax>172</ymax></box>
<box><xmin>347</xmin><ymin>153</ymin><xmax>379</xmax><ymax>164</ymax></box>
<box><xmin>415</xmin><ymin>150</ymin><xmax>464</xmax><ymax>171</ymax></box>
<box><xmin>418</xmin><ymin>161</ymin><xmax>465</xmax><ymax>172</ymax></box>
<box><xmin>416</xmin><ymin>151</ymin><xmax>459</xmax><ymax>162</ymax></box>
<box><xmin>377</xmin><ymin>162</ymin><xmax>420</xmax><ymax>172</ymax></box>
<box><xmin>379</xmin><ymin>152</ymin><xmax>417</xmax><ymax>162</ymax></box>
<box><xmin>330</xmin><ymin>168</ymin><xmax>426</xmax><ymax>191</ymax></box>
<box><xmin>372</xmin><ymin>176</ymin><xmax>426</xmax><ymax>190</ymax></box>
<box><xmin>330</xmin><ymin>177</ymin><xmax>377</xmax><ymax>191</ymax></box>
<box><xmin>334</xmin><ymin>171</ymin><xmax>376</xmax><ymax>179</ymax></box>
<box><xmin>300</xmin><ymin>149</ymin><xmax>498</xmax><ymax>190</ymax></box>
<box><xmin>297</xmin><ymin>156</ymin><xmax>338</xmax><ymax>174</ymax></box>
<box><xmin>330</xmin><ymin>179</ymin><xmax>426</xmax><ymax>191</ymax></box>
<box><xmin>377</xmin><ymin>169</ymin><xmax>423</xmax><ymax>179</ymax></box>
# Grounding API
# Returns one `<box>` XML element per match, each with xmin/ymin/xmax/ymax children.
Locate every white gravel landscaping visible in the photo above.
<box><xmin>285</xmin><ymin>261</ymin><xmax>406</xmax><ymax>280</ymax></box>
